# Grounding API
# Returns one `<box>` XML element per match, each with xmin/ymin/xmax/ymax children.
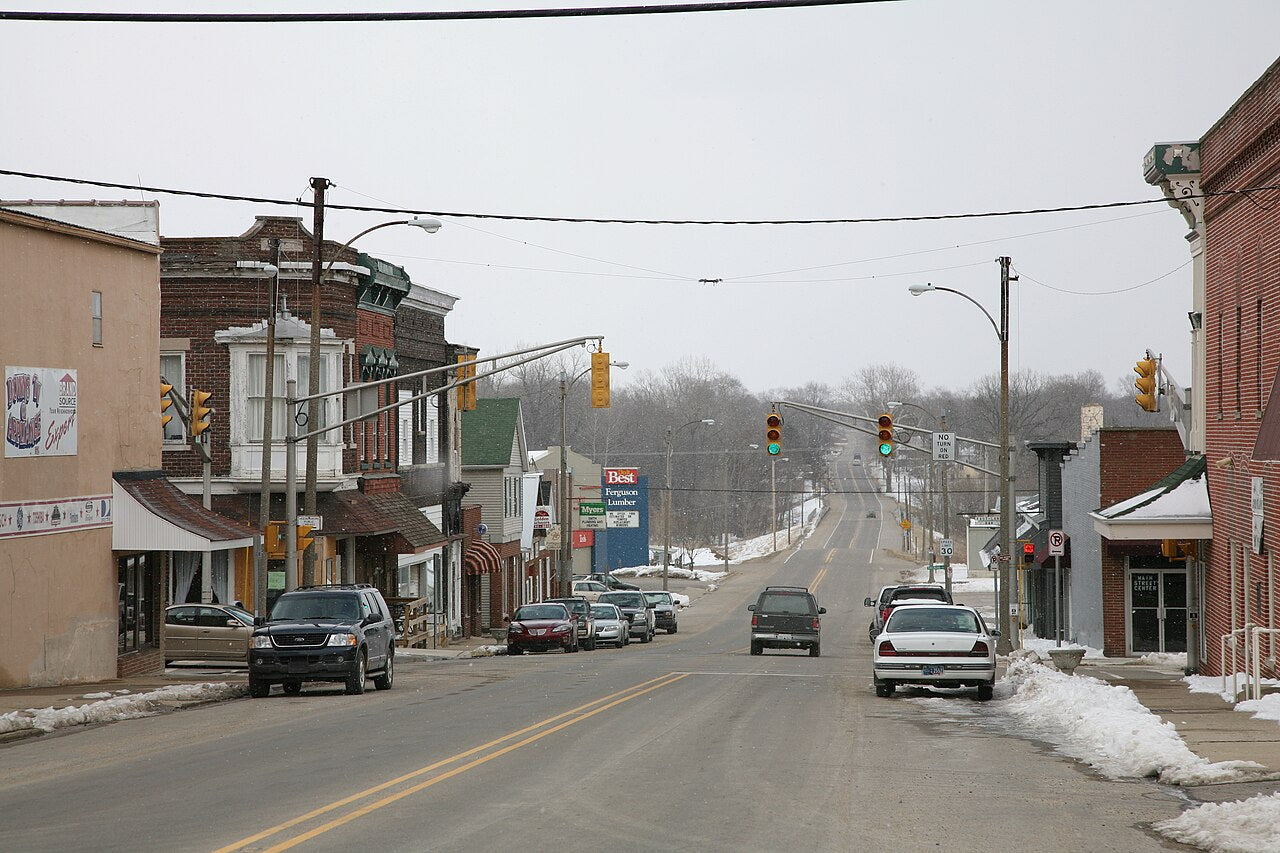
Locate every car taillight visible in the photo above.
<box><xmin>877</xmin><ymin>640</ymin><xmax>897</xmax><ymax>656</ymax></box>
<box><xmin>812</xmin><ymin>617</ymin><xmax>820</xmax><ymax>630</ymax></box>
<box><xmin>881</xmin><ymin>607</ymin><xmax>891</xmax><ymax>624</ymax></box>
<box><xmin>969</xmin><ymin>641</ymin><xmax>990</xmax><ymax>657</ymax></box>
<box><xmin>751</xmin><ymin>614</ymin><xmax>757</xmax><ymax>627</ymax></box>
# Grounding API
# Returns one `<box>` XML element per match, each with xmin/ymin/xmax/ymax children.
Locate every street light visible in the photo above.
<box><xmin>293</xmin><ymin>216</ymin><xmax>443</xmax><ymax>589</ymax></box>
<box><xmin>908</xmin><ymin>257</ymin><xmax>1015</xmax><ymax>652</ymax></box>
<box><xmin>664</xmin><ymin>418</ymin><xmax>715</xmax><ymax>591</ymax></box>
<box><xmin>558</xmin><ymin>360</ymin><xmax>628</xmax><ymax>596</ymax></box>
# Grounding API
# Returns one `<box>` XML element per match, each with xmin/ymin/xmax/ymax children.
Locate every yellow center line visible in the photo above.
<box><xmin>213</xmin><ymin>672</ymin><xmax>682</xmax><ymax>853</ymax></box>
<box><xmin>254</xmin><ymin>672</ymin><xmax>692</xmax><ymax>852</ymax></box>
<box><xmin>811</xmin><ymin>566</ymin><xmax>828</xmax><ymax>593</ymax></box>
<box><xmin>823</xmin><ymin>550</ymin><xmax>835</xmax><ymax>564</ymax></box>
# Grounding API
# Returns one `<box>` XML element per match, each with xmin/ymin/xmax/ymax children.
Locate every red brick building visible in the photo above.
<box><xmin>1200</xmin><ymin>58</ymin><xmax>1280</xmax><ymax>676</ymax></box>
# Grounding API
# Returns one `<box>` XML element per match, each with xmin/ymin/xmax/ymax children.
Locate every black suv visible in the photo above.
<box><xmin>748</xmin><ymin>586</ymin><xmax>825</xmax><ymax>657</ymax></box>
<box><xmin>249</xmin><ymin>584</ymin><xmax>396</xmax><ymax>697</ymax></box>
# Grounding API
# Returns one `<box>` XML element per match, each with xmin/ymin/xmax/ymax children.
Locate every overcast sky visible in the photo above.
<box><xmin>4</xmin><ymin>1</ymin><xmax>1278</xmax><ymax>397</ymax></box>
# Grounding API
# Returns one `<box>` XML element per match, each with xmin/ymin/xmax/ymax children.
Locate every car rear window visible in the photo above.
<box><xmin>758</xmin><ymin>593</ymin><xmax>815</xmax><ymax>615</ymax></box>
<box><xmin>601</xmin><ymin>592</ymin><xmax>644</xmax><ymax>608</ymax></box>
<box><xmin>886</xmin><ymin>608</ymin><xmax>979</xmax><ymax>634</ymax></box>
<box><xmin>890</xmin><ymin>588</ymin><xmax>948</xmax><ymax>602</ymax></box>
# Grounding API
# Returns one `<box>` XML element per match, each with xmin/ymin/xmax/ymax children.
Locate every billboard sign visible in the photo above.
<box><xmin>579</xmin><ymin>501</ymin><xmax>607</xmax><ymax>530</ymax></box>
<box><xmin>5</xmin><ymin>367</ymin><xmax>78</xmax><ymax>457</ymax></box>
<box><xmin>598</xmin><ymin>469</ymin><xmax>649</xmax><ymax>572</ymax></box>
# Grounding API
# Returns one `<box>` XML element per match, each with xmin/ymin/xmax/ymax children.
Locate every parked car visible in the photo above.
<box><xmin>584</xmin><ymin>573</ymin><xmax>641</xmax><ymax>591</ymax></box>
<box><xmin>598</xmin><ymin>590</ymin><xmax>655</xmax><ymax>643</ymax></box>
<box><xmin>248</xmin><ymin>584</ymin><xmax>396</xmax><ymax>697</ymax></box>
<box><xmin>865</xmin><ymin>584</ymin><xmax>953</xmax><ymax>641</ymax></box>
<box><xmin>163</xmin><ymin>603</ymin><xmax>254</xmax><ymax>664</ymax></box>
<box><xmin>873</xmin><ymin>603</ymin><xmax>998</xmax><ymax>700</ymax></box>
<box><xmin>749</xmin><ymin>585</ymin><xmax>824</xmax><ymax>656</ymax></box>
<box><xmin>507</xmin><ymin>603</ymin><xmax>577</xmax><ymax>655</ymax></box>
<box><xmin>571</xmin><ymin>579</ymin><xmax>609</xmax><ymax>601</ymax></box>
<box><xmin>589</xmin><ymin>602</ymin><xmax>630</xmax><ymax>647</ymax></box>
<box><xmin>643</xmin><ymin>590</ymin><xmax>679</xmax><ymax>634</ymax></box>
<box><xmin>546</xmin><ymin>597</ymin><xmax>599</xmax><ymax>650</ymax></box>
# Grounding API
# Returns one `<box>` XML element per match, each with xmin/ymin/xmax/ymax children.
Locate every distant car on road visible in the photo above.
<box><xmin>643</xmin><ymin>590</ymin><xmax>679</xmax><ymax>634</ymax></box>
<box><xmin>865</xmin><ymin>510</ymin><xmax>877</xmax><ymax>518</ymax></box>
<box><xmin>748</xmin><ymin>586</ymin><xmax>824</xmax><ymax>657</ymax></box>
<box><xmin>865</xmin><ymin>584</ymin><xmax>953</xmax><ymax>641</ymax></box>
<box><xmin>507</xmin><ymin>603</ymin><xmax>577</xmax><ymax>654</ymax></box>
<box><xmin>873</xmin><ymin>603</ymin><xmax>997</xmax><ymax>700</ymax></box>
<box><xmin>164</xmin><ymin>603</ymin><xmax>254</xmax><ymax>665</ymax></box>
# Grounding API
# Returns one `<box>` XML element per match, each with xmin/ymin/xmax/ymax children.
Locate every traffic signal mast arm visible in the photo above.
<box><xmin>773</xmin><ymin>400</ymin><xmax>1003</xmax><ymax>478</ymax></box>
<box><xmin>1133</xmin><ymin>349</ymin><xmax>1192</xmax><ymax>450</ymax></box>
<box><xmin>291</xmin><ymin>335</ymin><xmax>606</xmax><ymax>443</ymax></box>
<box><xmin>158</xmin><ymin>377</ymin><xmax>212</xmax><ymax>464</ymax></box>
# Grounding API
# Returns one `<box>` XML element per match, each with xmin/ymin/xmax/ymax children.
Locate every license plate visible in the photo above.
<box><xmin>922</xmin><ymin>664</ymin><xmax>945</xmax><ymax>676</ymax></box>
<box><xmin>776</xmin><ymin>633</ymin><xmax>793</xmax><ymax>641</ymax></box>
<box><xmin>287</xmin><ymin>660</ymin><xmax>309</xmax><ymax>674</ymax></box>
<box><xmin>531</xmin><ymin>629</ymin><xmax>545</xmax><ymax>636</ymax></box>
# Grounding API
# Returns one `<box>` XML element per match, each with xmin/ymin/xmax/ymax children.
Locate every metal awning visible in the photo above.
<box><xmin>113</xmin><ymin>472</ymin><xmax>256</xmax><ymax>552</ymax></box>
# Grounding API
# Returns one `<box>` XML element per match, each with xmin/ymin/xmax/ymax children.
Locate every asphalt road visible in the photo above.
<box><xmin>0</xmin><ymin>459</ymin><xmax>1192</xmax><ymax>852</ymax></box>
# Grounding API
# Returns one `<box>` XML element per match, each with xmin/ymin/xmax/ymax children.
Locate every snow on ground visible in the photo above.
<box><xmin>1155</xmin><ymin>793</ymin><xmax>1280</xmax><ymax>853</ymax></box>
<box><xmin>915</xmin><ymin>658</ymin><xmax>1262</xmax><ymax>787</ymax></box>
<box><xmin>1019</xmin><ymin>636</ymin><xmax>1106</xmax><ymax>659</ymax></box>
<box><xmin>0</xmin><ymin>683</ymin><xmax>246</xmax><ymax>736</ymax></box>
<box><xmin>1139</xmin><ymin>651</ymin><xmax>1189</xmax><ymax>668</ymax></box>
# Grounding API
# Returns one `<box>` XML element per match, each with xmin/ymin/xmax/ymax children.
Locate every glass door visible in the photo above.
<box><xmin>1128</xmin><ymin>569</ymin><xmax>1187</xmax><ymax>654</ymax></box>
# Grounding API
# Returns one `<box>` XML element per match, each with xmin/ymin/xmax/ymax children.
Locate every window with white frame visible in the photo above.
<box><xmin>247</xmin><ymin>353</ymin><xmax>287</xmax><ymax>441</ymax></box>
<box><xmin>297</xmin><ymin>353</ymin><xmax>330</xmax><ymax>432</ymax></box>
<box><xmin>91</xmin><ymin>290</ymin><xmax>103</xmax><ymax>346</ymax></box>
<box><xmin>422</xmin><ymin>395</ymin><xmax>440</xmax><ymax>465</ymax></box>
<box><xmin>398</xmin><ymin>389</ymin><xmax>413</xmax><ymax>464</ymax></box>
<box><xmin>160</xmin><ymin>352</ymin><xmax>186</xmax><ymax>442</ymax></box>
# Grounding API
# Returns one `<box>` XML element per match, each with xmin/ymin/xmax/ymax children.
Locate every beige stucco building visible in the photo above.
<box><xmin>0</xmin><ymin>206</ymin><xmax>163</xmax><ymax>686</ymax></box>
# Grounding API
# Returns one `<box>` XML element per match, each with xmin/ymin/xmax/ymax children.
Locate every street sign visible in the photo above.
<box><xmin>579</xmin><ymin>500</ymin><xmax>607</xmax><ymax>529</ymax></box>
<box><xmin>1048</xmin><ymin>529</ymin><xmax>1066</xmax><ymax>557</ymax></box>
<box><xmin>939</xmin><ymin>538</ymin><xmax>954</xmax><ymax>557</ymax></box>
<box><xmin>297</xmin><ymin>514</ymin><xmax>322</xmax><ymax>531</ymax></box>
<box><xmin>533</xmin><ymin>509</ymin><xmax>551</xmax><ymax>531</ymax></box>
<box><xmin>899</xmin><ymin>519</ymin><xmax>912</xmax><ymax>531</ymax></box>
<box><xmin>545</xmin><ymin>525</ymin><xmax>561</xmax><ymax>548</ymax></box>
<box><xmin>607</xmin><ymin>510</ymin><xmax>639</xmax><ymax>528</ymax></box>
<box><xmin>932</xmin><ymin>431</ymin><xmax>955</xmax><ymax>462</ymax></box>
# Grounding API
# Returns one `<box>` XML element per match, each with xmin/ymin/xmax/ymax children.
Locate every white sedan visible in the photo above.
<box><xmin>872</xmin><ymin>604</ymin><xmax>998</xmax><ymax>700</ymax></box>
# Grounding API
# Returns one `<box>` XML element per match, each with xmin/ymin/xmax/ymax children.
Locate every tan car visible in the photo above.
<box><xmin>570</xmin><ymin>579</ymin><xmax>608</xmax><ymax>602</ymax></box>
<box><xmin>164</xmin><ymin>603</ymin><xmax>254</xmax><ymax>664</ymax></box>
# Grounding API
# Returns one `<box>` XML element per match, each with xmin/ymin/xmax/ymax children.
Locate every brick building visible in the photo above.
<box><xmin>159</xmin><ymin>216</ymin><xmax>445</xmax><ymax>611</ymax></box>
<box><xmin>1199</xmin><ymin>58</ymin><xmax>1280</xmax><ymax>676</ymax></box>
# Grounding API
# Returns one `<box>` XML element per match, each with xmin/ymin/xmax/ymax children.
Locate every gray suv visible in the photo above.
<box><xmin>598</xmin><ymin>590</ymin><xmax>655</xmax><ymax>643</ymax></box>
<box><xmin>749</xmin><ymin>586</ymin><xmax>825</xmax><ymax>656</ymax></box>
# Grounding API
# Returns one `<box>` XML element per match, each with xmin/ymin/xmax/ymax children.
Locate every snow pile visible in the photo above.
<box><xmin>1237</xmin><ymin>693</ymin><xmax>1280</xmax><ymax>722</ymax></box>
<box><xmin>1019</xmin><ymin>636</ymin><xmax>1105</xmax><ymax>660</ymax></box>
<box><xmin>1156</xmin><ymin>793</ymin><xmax>1280</xmax><ymax>853</ymax></box>
<box><xmin>1185</xmin><ymin>673</ymin><xmax>1280</xmax><ymax>705</ymax></box>
<box><xmin>996</xmin><ymin>658</ymin><xmax>1262</xmax><ymax>784</ymax></box>
<box><xmin>611</xmin><ymin>565</ymin><xmax>729</xmax><ymax>583</ymax></box>
<box><xmin>0</xmin><ymin>683</ymin><xmax>246</xmax><ymax>736</ymax></box>
<box><xmin>1139</xmin><ymin>651</ymin><xmax>1188</xmax><ymax>668</ymax></box>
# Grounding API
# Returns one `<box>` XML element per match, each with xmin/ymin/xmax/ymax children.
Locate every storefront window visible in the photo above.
<box><xmin>118</xmin><ymin>554</ymin><xmax>157</xmax><ymax>654</ymax></box>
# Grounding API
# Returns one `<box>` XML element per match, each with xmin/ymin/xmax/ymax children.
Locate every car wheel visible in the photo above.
<box><xmin>641</xmin><ymin>627</ymin><xmax>652</xmax><ymax>644</ymax></box>
<box><xmin>621</xmin><ymin>631</ymin><xmax>629</xmax><ymax>646</ymax></box>
<box><xmin>750</xmin><ymin>641</ymin><xmax>762</xmax><ymax>656</ymax></box>
<box><xmin>282</xmin><ymin>679</ymin><xmax>302</xmax><ymax>696</ymax></box>
<box><xmin>345</xmin><ymin>651</ymin><xmax>367</xmax><ymax>695</ymax></box>
<box><xmin>868</xmin><ymin>624</ymin><xmax>878</xmax><ymax>642</ymax></box>
<box><xmin>507</xmin><ymin>644</ymin><xmax>521</xmax><ymax>656</ymax></box>
<box><xmin>976</xmin><ymin>681</ymin><xmax>994</xmax><ymax>702</ymax></box>
<box><xmin>668</xmin><ymin>624</ymin><xmax>678</xmax><ymax>634</ymax></box>
<box><xmin>809</xmin><ymin>643</ymin><xmax>821</xmax><ymax>657</ymax></box>
<box><xmin>373</xmin><ymin>653</ymin><xmax>394</xmax><ymax>690</ymax></box>
<box><xmin>248</xmin><ymin>678</ymin><xmax>270</xmax><ymax>698</ymax></box>
<box><xmin>585</xmin><ymin>635</ymin><xmax>597</xmax><ymax>651</ymax></box>
<box><xmin>874</xmin><ymin>679</ymin><xmax>895</xmax><ymax>698</ymax></box>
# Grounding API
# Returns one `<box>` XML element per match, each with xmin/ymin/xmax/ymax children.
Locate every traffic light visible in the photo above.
<box><xmin>1021</xmin><ymin>541</ymin><xmax>1035</xmax><ymax>567</ymax></box>
<box><xmin>456</xmin><ymin>354</ymin><xmax>477</xmax><ymax>411</ymax></box>
<box><xmin>265</xmin><ymin>521</ymin><xmax>286</xmax><ymax>558</ymax></box>
<box><xmin>190</xmin><ymin>389</ymin><xmax>213</xmax><ymax>438</ymax></box>
<box><xmin>765</xmin><ymin>412</ymin><xmax>783</xmax><ymax>455</ymax></box>
<box><xmin>591</xmin><ymin>351</ymin><xmax>611</xmax><ymax>409</ymax></box>
<box><xmin>295</xmin><ymin>523</ymin><xmax>315</xmax><ymax>553</ymax></box>
<box><xmin>1134</xmin><ymin>356</ymin><xmax>1159</xmax><ymax>413</ymax></box>
<box><xmin>877</xmin><ymin>413</ymin><xmax>894</xmax><ymax>457</ymax></box>
<box><xmin>160</xmin><ymin>382</ymin><xmax>174</xmax><ymax>430</ymax></box>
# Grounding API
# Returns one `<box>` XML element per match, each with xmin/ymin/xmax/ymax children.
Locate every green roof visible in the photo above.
<box><xmin>461</xmin><ymin>398</ymin><xmax>522</xmax><ymax>467</ymax></box>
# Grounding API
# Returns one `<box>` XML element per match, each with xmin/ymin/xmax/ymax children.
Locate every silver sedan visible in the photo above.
<box><xmin>589</xmin><ymin>603</ymin><xmax>630</xmax><ymax>647</ymax></box>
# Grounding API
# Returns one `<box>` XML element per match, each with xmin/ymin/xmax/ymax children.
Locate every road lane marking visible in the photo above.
<box><xmin>820</xmin><ymin>463</ymin><xmax>849</xmax><ymax>550</ymax></box>
<box><xmin>824</xmin><ymin>550</ymin><xmax>835</xmax><ymax>564</ymax></box>
<box><xmin>213</xmin><ymin>672</ymin><xmax>686</xmax><ymax>853</ymax></box>
<box><xmin>811</xmin><ymin>566</ymin><xmax>828</xmax><ymax>593</ymax></box>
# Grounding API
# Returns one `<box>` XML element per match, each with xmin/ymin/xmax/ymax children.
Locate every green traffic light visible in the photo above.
<box><xmin>878</xmin><ymin>442</ymin><xmax>893</xmax><ymax>456</ymax></box>
<box><xmin>767</xmin><ymin>442</ymin><xmax>781</xmax><ymax>455</ymax></box>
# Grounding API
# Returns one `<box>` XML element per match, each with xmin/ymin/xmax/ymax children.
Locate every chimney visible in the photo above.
<box><xmin>1081</xmin><ymin>403</ymin><xmax>1104</xmax><ymax>443</ymax></box>
<box><xmin>1027</xmin><ymin>442</ymin><xmax>1075</xmax><ymax>528</ymax></box>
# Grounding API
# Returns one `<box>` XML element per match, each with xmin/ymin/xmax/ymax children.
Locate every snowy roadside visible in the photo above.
<box><xmin>0</xmin><ymin>682</ymin><xmax>247</xmax><ymax>738</ymax></box>
<box><xmin>912</xmin><ymin>657</ymin><xmax>1278</xmax><ymax>851</ymax></box>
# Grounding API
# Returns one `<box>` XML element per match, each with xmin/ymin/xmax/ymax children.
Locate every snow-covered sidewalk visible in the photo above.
<box><xmin>0</xmin><ymin>682</ymin><xmax>246</xmax><ymax>737</ymax></box>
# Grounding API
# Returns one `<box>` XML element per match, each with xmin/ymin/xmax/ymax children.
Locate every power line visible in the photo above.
<box><xmin>5</xmin><ymin>166</ymin><xmax>1278</xmax><ymax>227</ymax></box>
<box><xmin>1015</xmin><ymin>260</ymin><xmax>1191</xmax><ymax>296</ymax></box>
<box><xmin>0</xmin><ymin>1</ymin><xmax>899</xmax><ymax>24</ymax></box>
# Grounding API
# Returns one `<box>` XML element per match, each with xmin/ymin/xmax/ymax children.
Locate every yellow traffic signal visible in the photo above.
<box><xmin>1134</xmin><ymin>356</ymin><xmax>1159</xmax><ymax>412</ymax></box>
<box><xmin>295</xmin><ymin>523</ymin><xmax>315</xmax><ymax>553</ymax></box>
<box><xmin>765</xmin><ymin>412</ymin><xmax>783</xmax><ymax>455</ymax></box>
<box><xmin>160</xmin><ymin>382</ymin><xmax>174</xmax><ymax>430</ymax></box>
<box><xmin>877</xmin><ymin>413</ymin><xmax>894</xmax><ymax>457</ymax></box>
<box><xmin>265</xmin><ymin>521</ymin><xmax>286</xmax><ymax>558</ymax></box>
<box><xmin>591</xmin><ymin>351</ymin><xmax>611</xmax><ymax>409</ymax></box>
<box><xmin>456</xmin><ymin>354</ymin><xmax>477</xmax><ymax>411</ymax></box>
<box><xmin>190</xmin><ymin>389</ymin><xmax>213</xmax><ymax>438</ymax></box>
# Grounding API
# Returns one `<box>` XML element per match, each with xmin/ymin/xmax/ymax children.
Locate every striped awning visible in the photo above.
<box><xmin>464</xmin><ymin>539</ymin><xmax>502</xmax><ymax>575</ymax></box>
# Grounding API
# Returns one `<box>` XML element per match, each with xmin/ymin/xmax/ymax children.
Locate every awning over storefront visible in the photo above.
<box><xmin>113</xmin><ymin>471</ymin><xmax>256</xmax><ymax>551</ymax></box>
<box><xmin>464</xmin><ymin>539</ymin><xmax>502</xmax><ymax>575</ymax></box>
<box><xmin>1091</xmin><ymin>455</ymin><xmax>1212</xmax><ymax>541</ymax></box>
<box><xmin>315</xmin><ymin>489</ymin><xmax>447</xmax><ymax>555</ymax></box>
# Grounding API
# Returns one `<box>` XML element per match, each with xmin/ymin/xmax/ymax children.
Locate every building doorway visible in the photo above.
<box><xmin>1127</xmin><ymin>556</ymin><xmax>1187</xmax><ymax>655</ymax></box>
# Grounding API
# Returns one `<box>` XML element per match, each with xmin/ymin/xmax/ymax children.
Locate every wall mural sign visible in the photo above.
<box><xmin>5</xmin><ymin>366</ymin><xmax>78</xmax><ymax>457</ymax></box>
<box><xmin>0</xmin><ymin>494</ymin><xmax>112</xmax><ymax>540</ymax></box>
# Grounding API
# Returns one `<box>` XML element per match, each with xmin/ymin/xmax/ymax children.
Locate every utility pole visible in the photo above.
<box><xmin>722</xmin><ymin>450</ymin><xmax>730</xmax><ymax>575</ymax></box>
<box><xmin>770</xmin><ymin>456</ymin><xmax>777</xmax><ymax>553</ymax></box>
<box><xmin>941</xmin><ymin>411</ymin><xmax>953</xmax><ymax>599</ymax></box>
<box><xmin>559</xmin><ymin>378</ymin><xmax>571</xmax><ymax>598</ymax></box>
<box><xmin>256</xmin><ymin>239</ymin><xmax>280</xmax><ymax>616</ymax></box>
<box><xmin>998</xmin><ymin>255</ymin><xmax>1015</xmax><ymax>653</ymax></box>
<box><xmin>303</xmin><ymin>176</ymin><xmax>330</xmax><ymax>588</ymax></box>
